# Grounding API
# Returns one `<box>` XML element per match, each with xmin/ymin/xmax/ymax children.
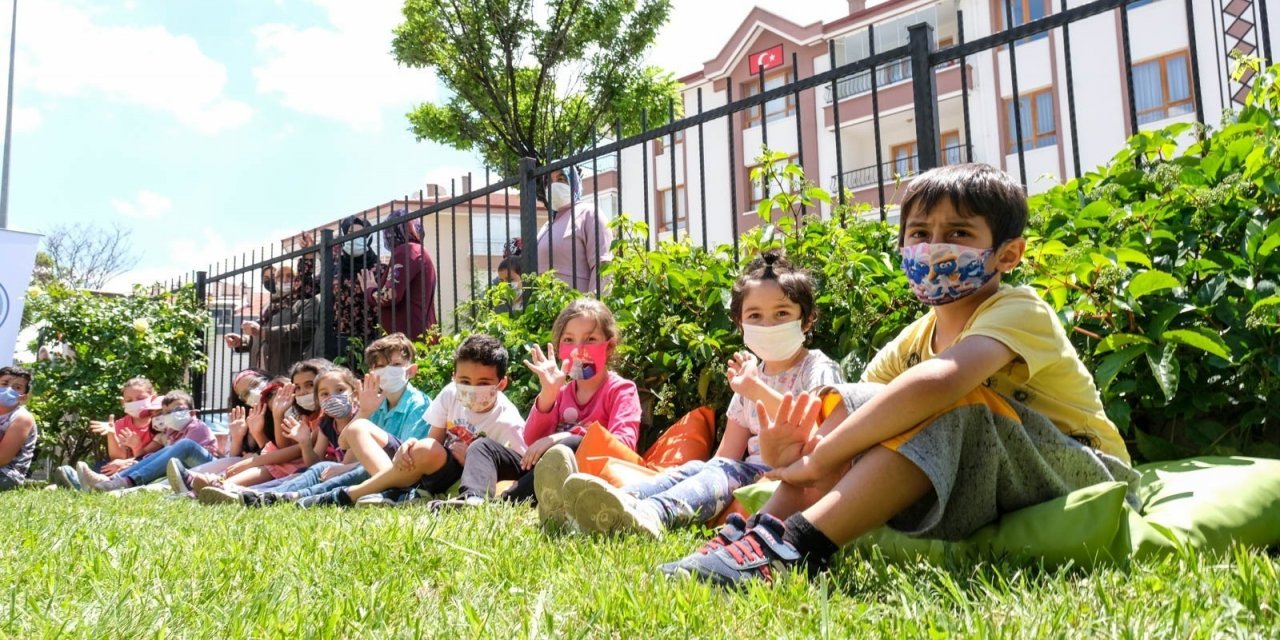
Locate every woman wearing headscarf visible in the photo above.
<box><xmin>359</xmin><ymin>209</ymin><xmax>437</xmax><ymax>342</ymax></box>
<box><xmin>535</xmin><ymin>165</ymin><xmax>613</xmax><ymax>293</ymax></box>
<box><xmin>333</xmin><ymin>216</ymin><xmax>387</xmax><ymax>370</ymax></box>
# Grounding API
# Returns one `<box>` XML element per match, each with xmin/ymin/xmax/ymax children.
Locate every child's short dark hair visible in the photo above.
<box><xmin>289</xmin><ymin>358</ymin><xmax>332</xmax><ymax>381</ymax></box>
<box><xmin>897</xmin><ymin>163</ymin><xmax>1027</xmax><ymax>248</ymax></box>
<box><xmin>729</xmin><ymin>251</ymin><xmax>818</xmax><ymax>329</ymax></box>
<box><xmin>161</xmin><ymin>390</ymin><xmax>193</xmax><ymax>411</ymax></box>
<box><xmin>0</xmin><ymin>365</ymin><xmax>32</xmax><ymax>393</ymax></box>
<box><xmin>364</xmin><ymin>333</ymin><xmax>416</xmax><ymax>368</ymax></box>
<box><xmin>497</xmin><ymin>256</ymin><xmax>523</xmax><ymax>276</ymax></box>
<box><xmin>455</xmin><ymin>334</ymin><xmax>509</xmax><ymax>379</ymax></box>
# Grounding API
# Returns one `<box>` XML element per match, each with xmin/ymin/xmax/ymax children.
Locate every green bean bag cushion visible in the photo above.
<box><xmin>733</xmin><ymin>456</ymin><xmax>1280</xmax><ymax>568</ymax></box>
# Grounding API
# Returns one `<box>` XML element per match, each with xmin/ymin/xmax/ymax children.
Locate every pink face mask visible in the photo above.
<box><xmin>558</xmin><ymin>342</ymin><xmax>609</xmax><ymax>381</ymax></box>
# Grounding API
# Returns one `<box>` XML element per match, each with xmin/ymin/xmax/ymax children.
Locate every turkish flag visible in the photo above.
<box><xmin>748</xmin><ymin>44</ymin><xmax>784</xmax><ymax>76</ymax></box>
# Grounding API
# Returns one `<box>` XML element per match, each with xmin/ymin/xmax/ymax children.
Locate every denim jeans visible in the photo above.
<box><xmin>624</xmin><ymin>457</ymin><xmax>770</xmax><ymax>528</ymax></box>
<box><xmin>121</xmin><ymin>439</ymin><xmax>216</xmax><ymax>486</ymax></box>
<box><xmin>267</xmin><ymin>461</ymin><xmax>369</xmax><ymax>497</ymax></box>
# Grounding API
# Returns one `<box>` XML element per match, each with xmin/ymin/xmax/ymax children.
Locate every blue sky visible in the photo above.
<box><xmin>0</xmin><ymin>0</ymin><xmax>843</xmax><ymax>291</ymax></box>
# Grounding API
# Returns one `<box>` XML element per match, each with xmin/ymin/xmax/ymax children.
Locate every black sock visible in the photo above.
<box><xmin>782</xmin><ymin>513</ymin><xmax>840</xmax><ymax>568</ymax></box>
<box><xmin>336</xmin><ymin>488</ymin><xmax>354</xmax><ymax>506</ymax></box>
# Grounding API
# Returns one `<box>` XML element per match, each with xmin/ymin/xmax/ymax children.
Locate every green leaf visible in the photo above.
<box><xmin>1095</xmin><ymin>345</ymin><xmax>1145</xmax><ymax>392</ymax></box>
<box><xmin>1163</xmin><ymin>327</ymin><xmax>1233</xmax><ymax>362</ymax></box>
<box><xmin>1145</xmin><ymin>343</ymin><xmax>1180</xmax><ymax>404</ymax></box>
<box><xmin>1127</xmin><ymin>270</ymin><xmax>1181</xmax><ymax>299</ymax></box>
<box><xmin>1094</xmin><ymin>332</ymin><xmax>1153</xmax><ymax>355</ymax></box>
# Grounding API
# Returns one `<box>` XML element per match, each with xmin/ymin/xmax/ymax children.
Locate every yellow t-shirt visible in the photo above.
<box><xmin>860</xmin><ymin>285</ymin><xmax>1130</xmax><ymax>463</ymax></box>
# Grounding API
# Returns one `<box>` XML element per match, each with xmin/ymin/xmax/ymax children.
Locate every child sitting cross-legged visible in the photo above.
<box><xmin>559</xmin><ymin>252</ymin><xmax>847</xmax><ymax>537</ymax></box>
<box><xmin>78</xmin><ymin>390</ymin><xmax>216</xmax><ymax>492</ymax></box>
<box><xmin>288</xmin><ymin>334</ymin><xmax>526</xmax><ymax>508</ymax></box>
<box><xmin>660</xmin><ymin>163</ymin><xmax>1138</xmax><ymax>586</ymax></box>
<box><xmin>0</xmin><ymin>366</ymin><xmax>37</xmax><ymax>492</ymax></box>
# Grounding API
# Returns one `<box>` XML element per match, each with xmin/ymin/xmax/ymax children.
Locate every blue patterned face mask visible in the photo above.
<box><xmin>0</xmin><ymin>386</ymin><xmax>21</xmax><ymax>408</ymax></box>
<box><xmin>900</xmin><ymin>242</ymin><xmax>998</xmax><ymax>306</ymax></box>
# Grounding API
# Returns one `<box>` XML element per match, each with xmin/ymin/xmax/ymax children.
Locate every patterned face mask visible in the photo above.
<box><xmin>321</xmin><ymin>394</ymin><xmax>354</xmax><ymax>419</ymax></box>
<box><xmin>559</xmin><ymin>342</ymin><xmax>609</xmax><ymax>381</ymax></box>
<box><xmin>900</xmin><ymin>242</ymin><xmax>998</xmax><ymax>306</ymax></box>
<box><xmin>455</xmin><ymin>383</ymin><xmax>500</xmax><ymax>413</ymax></box>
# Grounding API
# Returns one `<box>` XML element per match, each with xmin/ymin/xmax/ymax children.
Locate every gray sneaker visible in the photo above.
<box><xmin>197</xmin><ymin>486</ymin><xmax>242</xmax><ymax>505</ymax></box>
<box><xmin>51</xmin><ymin>465</ymin><xmax>81</xmax><ymax>491</ymax></box>
<box><xmin>565</xmin><ymin>473</ymin><xmax>664</xmax><ymax>538</ymax></box>
<box><xmin>533</xmin><ymin>444</ymin><xmax>578</xmax><ymax>528</ymax></box>
<box><xmin>166</xmin><ymin>458</ymin><xmax>190</xmax><ymax>494</ymax></box>
<box><xmin>75</xmin><ymin>461</ymin><xmax>108</xmax><ymax>492</ymax></box>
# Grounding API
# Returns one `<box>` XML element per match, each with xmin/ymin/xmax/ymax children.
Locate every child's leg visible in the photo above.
<box><xmin>343</xmin><ymin>464</ymin><xmax>423</xmax><ymax>501</ymax></box>
<box><xmin>120</xmin><ymin>440</ymin><xmax>214</xmax><ymax>486</ymax></box>
<box><xmin>638</xmin><ymin>460</ymin><xmax>767</xmax><ymax>528</ymax></box>
<box><xmin>190</xmin><ymin>457</ymin><xmax>241</xmax><ymax>475</ymax></box>
<box><xmin>793</xmin><ymin>445</ymin><xmax>932</xmax><ymax>548</ymax></box>
<box><xmin>342</xmin><ymin>420</ymin><xmax>395</xmax><ymax>476</ymax></box>
<box><xmin>223</xmin><ymin>467</ymin><xmax>276</xmax><ymax>489</ymax></box>
<box><xmin>267</xmin><ymin>462</ymin><xmax>338</xmax><ymax>494</ymax></box>
<box><xmin>459</xmin><ymin>438</ymin><xmax>525</xmax><ymax>499</ymax></box>
<box><xmin>623</xmin><ymin>459</ymin><xmax>709</xmax><ymax>499</ymax></box>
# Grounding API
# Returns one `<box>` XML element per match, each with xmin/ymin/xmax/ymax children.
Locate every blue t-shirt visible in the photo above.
<box><xmin>369</xmin><ymin>384</ymin><xmax>431</xmax><ymax>441</ymax></box>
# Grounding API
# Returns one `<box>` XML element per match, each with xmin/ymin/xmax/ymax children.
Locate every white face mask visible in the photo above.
<box><xmin>376</xmin><ymin>366</ymin><xmax>409</xmax><ymax>394</ymax></box>
<box><xmin>295</xmin><ymin>393</ymin><xmax>317</xmax><ymax>412</ymax></box>
<box><xmin>348</xmin><ymin>236</ymin><xmax>367</xmax><ymax>257</ymax></box>
<box><xmin>123</xmin><ymin>398</ymin><xmax>151</xmax><ymax>419</ymax></box>
<box><xmin>456</xmin><ymin>383</ymin><xmax>499</xmax><ymax>413</ymax></box>
<box><xmin>243</xmin><ymin>384</ymin><xmax>265</xmax><ymax>408</ymax></box>
<box><xmin>741</xmin><ymin>320</ymin><xmax>806</xmax><ymax>364</ymax></box>
<box><xmin>550</xmin><ymin>182</ymin><xmax>573</xmax><ymax>211</ymax></box>
<box><xmin>159</xmin><ymin>409</ymin><xmax>192</xmax><ymax>432</ymax></box>
<box><xmin>279</xmin><ymin>282</ymin><xmax>294</xmax><ymax>295</ymax></box>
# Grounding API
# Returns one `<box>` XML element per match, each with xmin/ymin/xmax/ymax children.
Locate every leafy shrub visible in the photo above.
<box><xmin>25</xmin><ymin>284</ymin><xmax>210</xmax><ymax>464</ymax></box>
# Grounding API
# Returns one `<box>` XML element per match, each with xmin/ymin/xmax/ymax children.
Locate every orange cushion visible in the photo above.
<box><xmin>575</xmin><ymin>422</ymin><xmax>644</xmax><ymax>477</ymax></box>
<box><xmin>642</xmin><ymin>406</ymin><xmax>716</xmax><ymax>469</ymax></box>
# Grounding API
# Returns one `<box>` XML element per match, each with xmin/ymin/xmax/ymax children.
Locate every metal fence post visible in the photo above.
<box><xmin>518</xmin><ymin>156</ymin><xmax>540</xmax><ymax>282</ymax></box>
<box><xmin>908</xmin><ymin>23</ymin><xmax>941</xmax><ymax>172</ymax></box>
<box><xmin>318</xmin><ymin>229</ymin><xmax>338</xmax><ymax>361</ymax></box>
<box><xmin>192</xmin><ymin>270</ymin><xmax>207</xmax><ymax>411</ymax></box>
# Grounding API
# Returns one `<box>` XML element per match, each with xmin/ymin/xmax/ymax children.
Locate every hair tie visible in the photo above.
<box><xmin>762</xmin><ymin>253</ymin><xmax>778</xmax><ymax>276</ymax></box>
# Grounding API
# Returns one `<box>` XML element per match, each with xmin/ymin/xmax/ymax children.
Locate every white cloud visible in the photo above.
<box><xmin>15</xmin><ymin>1</ymin><xmax>252</xmax><ymax>134</ymax></box>
<box><xmin>252</xmin><ymin>0</ymin><xmax>436</xmax><ymax>132</ymax></box>
<box><xmin>13</xmin><ymin>106</ymin><xmax>41</xmax><ymax>133</ymax></box>
<box><xmin>648</xmin><ymin>0</ymin><xmax>847</xmax><ymax>78</ymax></box>
<box><xmin>111</xmin><ymin>190</ymin><xmax>173</xmax><ymax>220</ymax></box>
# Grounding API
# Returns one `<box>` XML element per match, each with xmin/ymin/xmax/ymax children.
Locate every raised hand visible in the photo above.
<box><xmin>358</xmin><ymin>373</ymin><xmax>383</xmax><ymax>414</ymax></box>
<box><xmin>241</xmin><ymin>320</ymin><xmax>261</xmax><ymax>337</ymax></box>
<box><xmin>119</xmin><ymin>429</ymin><xmax>142</xmax><ymax>454</ymax></box>
<box><xmin>224</xmin><ymin>334</ymin><xmax>244</xmax><ymax>349</ymax></box>
<box><xmin>757</xmin><ymin>392</ymin><xmax>821</xmax><ymax>469</ymax></box>
<box><xmin>246</xmin><ymin>403</ymin><xmax>267</xmax><ymax>439</ymax></box>
<box><xmin>228</xmin><ymin>407</ymin><xmax>247</xmax><ymax>438</ymax></box>
<box><xmin>89</xmin><ymin>414</ymin><xmax>116</xmax><ymax>437</ymax></box>
<box><xmin>727</xmin><ymin>351</ymin><xmax>762</xmax><ymax>397</ymax></box>
<box><xmin>523</xmin><ymin>343</ymin><xmax>569</xmax><ymax>395</ymax></box>
<box><xmin>281</xmin><ymin>416</ymin><xmax>312</xmax><ymax>446</ymax></box>
<box><xmin>270</xmin><ymin>383</ymin><xmax>296</xmax><ymax>417</ymax></box>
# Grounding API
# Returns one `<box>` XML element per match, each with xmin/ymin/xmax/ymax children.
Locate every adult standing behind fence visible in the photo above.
<box><xmin>226</xmin><ymin>263</ymin><xmax>322</xmax><ymax>374</ymax></box>
<box><xmin>536</xmin><ymin>166</ymin><xmax>612</xmax><ymax>293</ymax></box>
<box><xmin>359</xmin><ymin>209</ymin><xmax>437</xmax><ymax>343</ymax></box>
<box><xmin>333</xmin><ymin>216</ymin><xmax>388</xmax><ymax>370</ymax></box>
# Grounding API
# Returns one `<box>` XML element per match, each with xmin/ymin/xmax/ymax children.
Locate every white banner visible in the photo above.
<box><xmin>0</xmin><ymin>229</ymin><xmax>42</xmax><ymax>367</ymax></box>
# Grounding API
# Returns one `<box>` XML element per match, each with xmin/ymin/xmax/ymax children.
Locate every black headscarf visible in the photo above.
<box><xmin>338</xmin><ymin>216</ymin><xmax>381</xmax><ymax>279</ymax></box>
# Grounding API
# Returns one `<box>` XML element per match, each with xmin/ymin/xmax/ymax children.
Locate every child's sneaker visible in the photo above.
<box><xmin>92</xmin><ymin>475</ymin><xmax>131</xmax><ymax>492</ymax></box>
<box><xmin>564</xmin><ymin>473</ymin><xmax>663</xmax><ymax>538</ymax></box>
<box><xmin>75</xmin><ymin>461</ymin><xmax>108</xmax><ymax>492</ymax></box>
<box><xmin>427</xmin><ymin>495</ymin><xmax>485</xmax><ymax>510</ymax></box>
<box><xmin>239</xmin><ymin>490</ymin><xmax>286</xmax><ymax>508</ymax></box>
<box><xmin>189</xmin><ymin>471</ymin><xmax>220</xmax><ymax>493</ymax></box>
<box><xmin>354</xmin><ymin>493</ymin><xmax>399</xmax><ymax>508</ymax></box>
<box><xmin>197</xmin><ymin>486</ymin><xmax>242</xmax><ymax>505</ymax></box>
<box><xmin>533</xmin><ymin>444</ymin><xmax>578</xmax><ymax>527</ymax></box>
<box><xmin>166</xmin><ymin>459</ymin><xmax>190</xmax><ymax>494</ymax></box>
<box><xmin>661</xmin><ymin>514</ymin><xmax>800</xmax><ymax>586</ymax></box>
<box><xmin>295</xmin><ymin>488</ymin><xmax>354</xmax><ymax>508</ymax></box>
<box><xmin>51</xmin><ymin>465</ymin><xmax>81</xmax><ymax>491</ymax></box>
<box><xmin>656</xmin><ymin>513</ymin><xmax>751</xmax><ymax>575</ymax></box>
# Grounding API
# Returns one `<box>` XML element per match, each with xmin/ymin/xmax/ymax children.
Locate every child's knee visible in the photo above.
<box><xmin>410</xmin><ymin>439</ymin><xmax>447</xmax><ymax>472</ymax></box>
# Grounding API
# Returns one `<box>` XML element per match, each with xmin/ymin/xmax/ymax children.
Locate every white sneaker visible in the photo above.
<box><xmin>166</xmin><ymin>459</ymin><xmax>190</xmax><ymax>494</ymax></box>
<box><xmin>533</xmin><ymin>445</ymin><xmax>578</xmax><ymax>528</ymax></box>
<box><xmin>92</xmin><ymin>475</ymin><xmax>130</xmax><ymax>492</ymax></box>
<box><xmin>75</xmin><ymin>461</ymin><xmax>109</xmax><ymax>492</ymax></box>
<box><xmin>354</xmin><ymin>494</ymin><xmax>399</xmax><ymax>508</ymax></box>
<box><xmin>197</xmin><ymin>486</ymin><xmax>241</xmax><ymax>505</ymax></box>
<box><xmin>565</xmin><ymin>473</ymin><xmax>664</xmax><ymax>539</ymax></box>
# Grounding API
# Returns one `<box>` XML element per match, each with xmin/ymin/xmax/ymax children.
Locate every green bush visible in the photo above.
<box><xmin>411</xmin><ymin>63</ymin><xmax>1280</xmax><ymax>461</ymax></box>
<box><xmin>24</xmin><ymin>283</ymin><xmax>210</xmax><ymax>464</ymax></box>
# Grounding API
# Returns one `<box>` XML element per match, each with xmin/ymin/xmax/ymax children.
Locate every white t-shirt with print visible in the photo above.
<box><xmin>424</xmin><ymin>382</ymin><xmax>528</xmax><ymax>454</ymax></box>
<box><xmin>725</xmin><ymin>349</ymin><xmax>844</xmax><ymax>466</ymax></box>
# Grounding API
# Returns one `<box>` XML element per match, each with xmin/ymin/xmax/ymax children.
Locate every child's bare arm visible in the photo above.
<box><xmin>0</xmin><ymin>414</ymin><xmax>33</xmax><ymax>466</ymax></box>
<box><xmin>713</xmin><ymin>419</ymin><xmax>751</xmax><ymax>460</ymax></box>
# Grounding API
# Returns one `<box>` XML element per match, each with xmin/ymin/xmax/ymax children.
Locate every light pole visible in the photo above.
<box><xmin>0</xmin><ymin>0</ymin><xmax>16</xmax><ymax>230</ymax></box>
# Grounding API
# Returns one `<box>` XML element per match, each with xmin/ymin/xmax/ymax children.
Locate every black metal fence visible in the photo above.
<box><xmin>172</xmin><ymin>0</ymin><xmax>1270</xmax><ymax>420</ymax></box>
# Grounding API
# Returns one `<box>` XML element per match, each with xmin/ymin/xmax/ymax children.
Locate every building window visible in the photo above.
<box><xmin>1000</xmin><ymin>0</ymin><xmax>1050</xmax><ymax>43</ymax></box>
<box><xmin>1133</xmin><ymin>51</ymin><xmax>1194</xmax><ymax>125</ymax></box>
<box><xmin>1004</xmin><ymin>88</ymin><xmax>1057</xmax><ymax>153</ymax></box>
<box><xmin>942</xmin><ymin>131</ymin><xmax>963</xmax><ymax>165</ymax></box>
<box><xmin>657</xmin><ymin>186</ymin><xmax>687</xmax><ymax>231</ymax></box>
<box><xmin>749</xmin><ymin>156</ymin><xmax>798</xmax><ymax>207</ymax></box>
<box><xmin>654</xmin><ymin>129</ymin><xmax>685</xmax><ymax>156</ymax></box>
<box><xmin>742</xmin><ymin>69</ymin><xmax>796</xmax><ymax>128</ymax></box>
<box><xmin>890</xmin><ymin>141</ymin><xmax>918</xmax><ymax>178</ymax></box>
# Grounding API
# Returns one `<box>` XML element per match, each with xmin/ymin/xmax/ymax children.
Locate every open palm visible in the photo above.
<box><xmin>757</xmin><ymin>392</ymin><xmax>821</xmax><ymax>469</ymax></box>
<box><xmin>523</xmin><ymin>343</ymin><xmax>568</xmax><ymax>393</ymax></box>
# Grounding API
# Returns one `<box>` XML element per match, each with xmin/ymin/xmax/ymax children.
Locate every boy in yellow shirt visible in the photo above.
<box><xmin>665</xmin><ymin>163</ymin><xmax>1137</xmax><ymax>586</ymax></box>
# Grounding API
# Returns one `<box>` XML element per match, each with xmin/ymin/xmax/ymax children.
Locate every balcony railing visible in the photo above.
<box><xmin>823</xmin><ymin>59</ymin><xmax>913</xmax><ymax>103</ymax></box>
<box><xmin>829</xmin><ymin>144</ymin><xmax>969</xmax><ymax>192</ymax></box>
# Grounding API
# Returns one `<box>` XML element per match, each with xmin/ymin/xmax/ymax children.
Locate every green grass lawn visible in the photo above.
<box><xmin>1</xmin><ymin>489</ymin><xmax>1276</xmax><ymax>639</ymax></box>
